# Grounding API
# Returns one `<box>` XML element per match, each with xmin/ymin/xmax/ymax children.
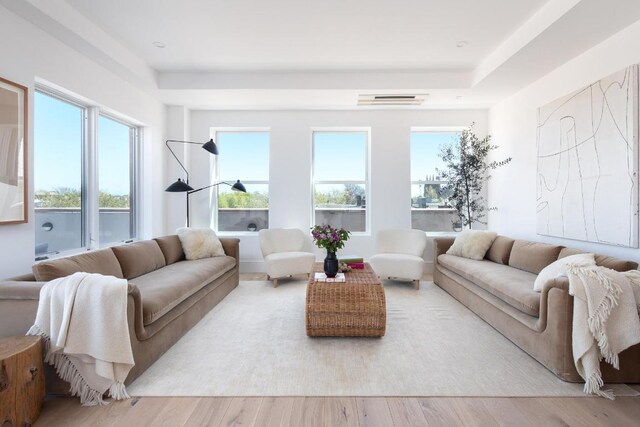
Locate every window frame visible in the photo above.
<box><xmin>210</xmin><ymin>127</ymin><xmax>270</xmax><ymax>235</ymax></box>
<box><xmin>311</xmin><ymin>127</ymin><xmax>371</xmax><ymax>235</ymax></box>
<box><xmin>34</xmin><ymin>86</ymin><xmax>142</xmax><ymax>259</ymax></box>
<box><xmin>97</xmin><ymin>112</ymin><xmax>140</xmax><ymax>245</ymax></box>
<box><xmin>409</xmin><ymin>126</ymin><xmax>465</xmax><ymax>231</ymax></box>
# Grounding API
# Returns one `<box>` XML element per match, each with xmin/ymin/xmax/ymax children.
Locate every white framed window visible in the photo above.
<box><xmin>410</xmin><ymin>128</ymin><xmax>462</xmax><ymax>232</ymax></box>
<box><xmin>212</xmin><ymin>129</ymin><xmax>269</xmax><ymax>233</ymax></box>
<box><xmin>98</xmin><ymin>114</ymin><xmax>138</xmax><ymax>245</ymax></box>
<box><xmin>312</xmin><ymin>129</ymin><xmax>370</xmax><ymax>233</ymax></box>
<box><xmin>34</xmin><ymin>89</ymin><xmax>141</xmax><ymax>258</ymax></box>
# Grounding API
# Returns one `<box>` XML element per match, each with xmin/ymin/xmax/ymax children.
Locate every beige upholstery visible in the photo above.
<box><xmin>434</xmin><ymin>236</ymin><xmax>640</xmax><ymax>383</ymax></box>
<box><xmin>438</xmin><ymin>254</ymin><xmax>539</xmax><ymax>316</ymax></box>
<box><xmin>154</xmin><ymin>235</ymin><xmax>186</xmax><ymax>265</ymax></box>
<box><xmin>130</xmin><ymin>256</ymin><xmax>236</xmax><ymax>325</ymax></box>
<box><xmin>558</xmin><ymin>247</ymin><xmax>639</xmax><ymax>272</ymax></box>
<box><xmin>112</xmin><ymin>240</ymin><xmax>167</xmax><ymax>279</ymax></box>
<box><xmin>32</xmin><ymin>248</ymin><xmax>124</xmax><ymax>281</ymax></box>
<box><xmin>369</xmin><ymin>229</ymin><xmax>427</xmax><ymax>289</ymax></box>
<box><xmin>0</xmin><ymin>236</ymin><xmax>240</xmax><ymax>395</ymax></box>
<box><xmin>508</xmin><ymin>240</ymin><xmax>563</xmax><ymax>274</ymax></box>
<box><xmin>259</xmin><ymin>228</ymin><xmax>315</xmax><ymax>287</ymax></box>
<box><xmin>485</xmin><ymin>236</ymin><xmax>515</xmax><ymax>265</ymax></box>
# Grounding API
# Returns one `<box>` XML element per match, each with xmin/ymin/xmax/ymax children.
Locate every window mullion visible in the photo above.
<box><xmin>85</xmin><ymin>107</ymin><xmax>100</xmax><ymax>250</ymax></box>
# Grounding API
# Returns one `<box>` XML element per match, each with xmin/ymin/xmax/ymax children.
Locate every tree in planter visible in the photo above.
<box><xmin>437</xmin><ymin>124</ymin><xmax>511</xmax><ymax>229</ymax></box>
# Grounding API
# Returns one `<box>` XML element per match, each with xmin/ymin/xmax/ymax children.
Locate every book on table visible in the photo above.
<box><xmin>339</xmin><ymin>256</ymin><xmax>364</xmax><ymax>264</ymax></box>
<box><xmin>314</xmin><ymin>272</ymin><xmax>346</xmax><ymax>283</ymax></box>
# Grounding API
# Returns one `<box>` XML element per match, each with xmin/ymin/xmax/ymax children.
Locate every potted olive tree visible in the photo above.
<box><xmin>437</xmin><ymin>123</ymin><xmax>511</xmax><ymax>230</ymax></box>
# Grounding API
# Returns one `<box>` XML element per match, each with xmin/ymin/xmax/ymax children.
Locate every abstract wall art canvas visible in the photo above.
<box><xmin>536</xmin><ymin>65</ymin><xmax>638</xmax><ymax>247</ymax></box>
<box><xmin>0</xmin><ymin>76</ymin><xmax>27</xmax><ymax>224</ymax></box>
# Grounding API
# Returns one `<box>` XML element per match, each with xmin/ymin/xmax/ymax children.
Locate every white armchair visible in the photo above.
<box><xmin>259</xmin><ymin>228</ymin><xmax>316</xmax><ymax>288</ymax></box>
<box><xmin>369</xmin><ymin>229</ymin><xmax>427</xmax><ymax>289</ymax></box>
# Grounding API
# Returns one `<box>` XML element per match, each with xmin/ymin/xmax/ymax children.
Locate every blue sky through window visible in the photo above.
<box><xmin>314</xmin><ymin>132</ymin><xmax>366</xmax><ymax>181</ymax></box>
<box><xmin>34</xmin><ymin>93</ymin><xmax>132</xmax><ymax>196</ymax></box>
<box><xmin>34</xmin><ymin>92</ymin><xmax>83</xmax><ymax>193</ymax></box>
<box><xmin>98</xmin><ymin>115</ymin><xmax>131</xmax><ymax>196</ymax></box>
<box><xmin>217</xmin><ymin>132</ymin><xmax>269</xmax><ymax>181</ymax></box>
<box><xmin>410</xmin><ymin>131</ymin><xmax>460</xmax><ymax>181</ymax></box>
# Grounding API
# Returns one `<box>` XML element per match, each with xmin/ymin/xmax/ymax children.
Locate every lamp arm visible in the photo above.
<box><xmin>165</xmin><ymin>140</ymin><xmax>207</xmax><ymax>183</ymax></box>
<box><xmin>187</xmin><ymin>181</ymin><xmax>232</xmax><ymax>195</ymax></box>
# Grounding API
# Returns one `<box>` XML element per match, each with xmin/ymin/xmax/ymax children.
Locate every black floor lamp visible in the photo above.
<box><xmin>164</xmin><ymin>139</ymin><xmax>246</xmax><ymax>226</ymax></box>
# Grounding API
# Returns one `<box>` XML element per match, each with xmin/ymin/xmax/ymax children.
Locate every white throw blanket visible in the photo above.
<box><xmin>27</xmin><ymin>272</ymin><xmax>134</xmax><ymax>406</ymax></box>
<box><xmin>565</xmin><ymin>264</ymin><xmax>640</xmax><ymax>399</ymax></box>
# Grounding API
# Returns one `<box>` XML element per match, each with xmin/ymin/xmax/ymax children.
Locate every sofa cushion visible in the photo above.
<box><xmin>485</xmin><ymin>236</ymin><xmax>515</xmax><ymax>265</ymax></box>
<box><xmin>177</xmin><ymin>228</ymin><xmax>225</xmax><ymax>260</ymax></box>
<box><xmin>129</xmin><ymin>256</ymin><xmax>236</xmax><ymax>325</ymax></box>
<box><xmin>154</xmin><ymin>235</ymin><xmax>185</xmax><ymax>265</ymax></box>
<box><xmin>508</xmin><ymin>240</ymin><xmax>562</xmax><ymax>274</ymax></box>
<box><xmin>438</xmin><ymin>254</ymin><xmax>540</xmax><ymax>316</ymax></box>
<box><xmin>111</xmin><ymin>240</ymin><xmax>167</xmax><ymax>279</ymax></box>
<box><xmin>558</xmin><ymin>247</ymin><xmax>638</xmax><ymax>272</ymax></box>
<box><xmin>33</xmin><ymin>248</ymin><xmax>124</xmax><ymax>281</ymax></box>
<box><xmin>446</xmin><ymin>230</ymin><xmax>497</xmax><ymax>260</ymax></box>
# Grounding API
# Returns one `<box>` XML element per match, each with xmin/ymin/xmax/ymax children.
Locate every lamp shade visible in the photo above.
<box><xmin>202</xmin><ymin>138</ymin><xmax>219</xmax><ymax>155</ymax></box>
<box><xmin>231</xmin><ymin>180</ymin><xmax>246</xmax><ymax>193</ymax></box>
<box><xmin>165</xmin><ymin>178</ymin><xmax>194</xmax><ymax>192</ymax></box>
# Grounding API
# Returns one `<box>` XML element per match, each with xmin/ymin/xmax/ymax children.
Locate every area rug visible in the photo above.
<box><xmin>127</xmin><ymin>280</ymin><xmax>638</xmax><ymax>397</ymax></box>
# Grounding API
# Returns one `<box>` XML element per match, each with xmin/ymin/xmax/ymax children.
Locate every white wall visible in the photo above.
<box><xmin>0</xmin><ymin>7</ymin><xmax>165</xmax><ymax>278</ymax></box>
<box><xmin>488</xmin><ymin>19</ymin><xmax>640</xmax><ymax>263</ymax></box>
<box><xmin>178</xmin><ymin>109</ymin><xmax>487</xmax><ymax>271</ymax></box>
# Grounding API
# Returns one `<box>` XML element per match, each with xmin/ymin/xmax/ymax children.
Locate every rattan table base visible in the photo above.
<box><xmin>306</xmin><ymin>263</ymin><xmax>386</xmax><ymax>337</ymax></box>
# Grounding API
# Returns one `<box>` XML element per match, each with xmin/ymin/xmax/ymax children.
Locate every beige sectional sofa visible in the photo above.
<box><xmin>0</xmin><ymin>235</ymin><xmax>240</xmax><ymax>393</ymax></box>
<box><xmin>434</xmin><ymin>235</ymin><xmax>640</xmax><ymax>383</ymax></box>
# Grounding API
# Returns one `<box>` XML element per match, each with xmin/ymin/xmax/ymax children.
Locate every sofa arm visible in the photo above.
<box><xmin>535</xmin><ymin>276</ymin><xmax>571</xmax><ymax>332</ymax></box>
<box><xmin>0</xmin><ymin>281</ymin><xmax>46</xmax><ymax>337</ymax></box>
<box><xmin>220</xmin><ymin>238</ymin><xmax>240</xmax><ymax>262</ymax></box>
<box><xmin>433</xmin><ymin>237</ymin><xmax>455</xmax><ymax>264</ymax></box>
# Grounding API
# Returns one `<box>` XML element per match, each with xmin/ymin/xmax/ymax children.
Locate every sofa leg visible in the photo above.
<box><xmin>414</xmin><ymin>280</ymin><xmax>420</xmax><ymax>290</ymax></box>
<box><xmin>273</xmin><ymin>278</ymin><xmax>278</xmax><ymax>288</ymax></box>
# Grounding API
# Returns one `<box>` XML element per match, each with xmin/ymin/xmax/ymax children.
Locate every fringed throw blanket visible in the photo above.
<box><xmin>27</xmin><ymin>272</ymin><xmax>134</xmax><ymax>406</ymax></box>
<box><xmin>565</xmin><ymin>264</ymin><xmax>640</xmax><ymax>399</ymax></box>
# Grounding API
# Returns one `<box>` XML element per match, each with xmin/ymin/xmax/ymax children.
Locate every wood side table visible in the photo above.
<box><xmin>0</xmin><ymin>336</ymin><xmax>45</xmax><ymax>427</ymax></box>
<box><xmin>306</xmin><ymin>263</ymin><xmax>386</xmax><ymax>337</ymax></box>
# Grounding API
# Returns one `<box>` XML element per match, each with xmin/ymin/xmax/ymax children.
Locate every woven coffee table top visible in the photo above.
<box><xmin>308</xmin><ymin>262</ymin><xmax>382</xmax><ymax>286</ymax></box>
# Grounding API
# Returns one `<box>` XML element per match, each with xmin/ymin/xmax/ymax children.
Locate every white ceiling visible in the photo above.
<box><xmin>64</xmin><ymin>0</ymin><xmax>546</xmax><ymax>71</ymax></box>
<box><xmin>4</xmin><ymin>0</ymin><xmax>640</xmax><ymax>109</ymax></box>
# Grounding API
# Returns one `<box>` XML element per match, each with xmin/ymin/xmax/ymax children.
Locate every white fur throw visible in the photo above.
<box><xmin>177</xmin><ymin>227</ymin><xmax>225</xmax><ymax>260</ymax></box>
<box><xmin>446</xmin><ymin>230</ymin><xmax>497</xmax><ymax>261</ymax></box>
<box><xmin>533</xmin><ymin>253</ymin><xmax>596</xmax><ymax>292</ymax></box>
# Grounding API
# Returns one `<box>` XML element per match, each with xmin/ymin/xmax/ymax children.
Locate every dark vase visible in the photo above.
<box><xmin>323</xmin><ymin>250</ymin><xmax>339</xmax><ymax>278</ymax></box>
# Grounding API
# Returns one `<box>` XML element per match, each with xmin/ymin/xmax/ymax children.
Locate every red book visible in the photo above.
<box><xmin>347</xmin><ymin>262</ymin><xmax>365</xmax><ymax>269</ymax></box>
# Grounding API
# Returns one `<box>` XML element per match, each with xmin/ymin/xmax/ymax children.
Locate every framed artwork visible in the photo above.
<box><xmin>0</xmin><ymin>76</ymin><xmax>28</xmax><ymax>224</ymax></box>
<box><xmin>536</xmin><ymin>65</ymin><xmax>639</xmax><ymax>247</ymax></box>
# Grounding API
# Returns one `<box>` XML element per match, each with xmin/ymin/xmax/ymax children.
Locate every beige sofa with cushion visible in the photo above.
<box><xmin>0</xmin><ymin>235</ymin><xmax>239</xmax><ymax>394</ymax></box>
<box><xmin>434</xmin><ymin>235</ymin><xmax>640</xmax><ymax>383</ymax></box>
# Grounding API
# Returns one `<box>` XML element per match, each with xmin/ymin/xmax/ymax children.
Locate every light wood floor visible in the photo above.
<box><xmin>35</xmin><ymin>274</ymin><xmax>640</xmax><ymax>426</ymax></box>
<box><xmin>36</xmin><ymin>395</ymin><xmax>640</xmax><ymax>426</ymax></box>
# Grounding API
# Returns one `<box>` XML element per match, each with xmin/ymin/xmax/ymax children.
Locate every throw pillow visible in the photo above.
<box><xmin>533</xmin><ymin>253</ymin><xmax>596</xmax><ymax>292</ymax></box>
<box><xmin>176</xmin><ymin>227</ymin><xmax>225</xmax><ymax>260</ymax></box>
<box><xmin>446</xmin><ymin>230</ymin><xmax>498</xmax><ymax>261</ymax></box>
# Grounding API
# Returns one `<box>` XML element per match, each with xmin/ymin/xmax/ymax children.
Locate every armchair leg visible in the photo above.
<box><xmin>273</xmin><ymin>278</ymin><xmax>278</xmax><ymax>288</ymax></box>
<box><xmin>414</xmin><ymin>280</ymin><xmax>420</xmax><ymax>290</ymax></box>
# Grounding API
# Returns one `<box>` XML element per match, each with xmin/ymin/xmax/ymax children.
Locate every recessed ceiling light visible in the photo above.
<box><xmin>153</xmin><ymin>41</ymin><xmax>165</xmax><ymax>48</ymax></box>
<box><xmin>456</xmin><ymin>41</ymin><xmax>468</xmax><ymax>48</ymax></box>
<box><xmin>456</xmin><ymin>95</ymin><xmax>463</xmax><ymax>100</ymax></box>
